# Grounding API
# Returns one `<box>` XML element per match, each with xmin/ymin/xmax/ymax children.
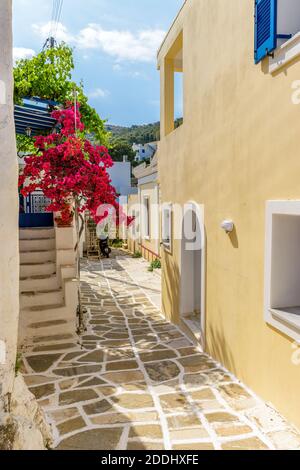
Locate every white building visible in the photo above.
<box><xmin>108</xmin><ymin>161</ymin><xmax>138</xmax><ymax>197</ymax></box>
<box><xmin>132</xmin><ymin>142</ymin><xmax>157</xmax><ymax>162</ymax></box>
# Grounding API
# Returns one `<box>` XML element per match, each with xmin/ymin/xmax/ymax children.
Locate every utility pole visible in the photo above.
<box><xmin>42</xmin><ymin>36</ymin><xmax>57</xmax><ymax>50</ymax></box>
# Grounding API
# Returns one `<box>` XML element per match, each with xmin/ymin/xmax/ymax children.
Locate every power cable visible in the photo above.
<box><xmin>43</xmin><ymin>0</ymin><xmax>64</xmax><ymax>50</ymax></box>
<box><xmin>54</xmin><ymin>0</ymin><xmax>64</xmax><ymax>38</ymax></box>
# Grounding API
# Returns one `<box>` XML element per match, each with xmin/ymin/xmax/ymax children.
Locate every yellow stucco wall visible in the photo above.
<box><xmin>127</xmin><ymin>194</ymin><xmax>139</xmax><ymax>255</ymax></box>
<box><xmin>139</xmin><ymin>183</ymin><xmax>161</xmax><ymax>262</ymax></box>
<box><xmin>127</xmin><ymin>187</ymin><xmax>161</xmax><ymax>262</ymax></box>
<box><xmin>158</xmin><ymin>0</ymin><xmax>300</xmax><ymax>429</ymax></box>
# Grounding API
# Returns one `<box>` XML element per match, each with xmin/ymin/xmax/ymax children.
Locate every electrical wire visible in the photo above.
<box><xmin>44</xmin><ymin>0</ymin><xmax>64</xmax><ymax>49</ymax></box>
<box><xmin>50</xmin><ymin>0</ymin><xmax>64</xmax><ymax>40</ymax></box>
<box><xmin>54</xmin><ymin>0</ymin><xmax>64</xmax><ymax>38</ymax></box>
<box><xmin>49</xmin><ymin>0</ymin><xmax>57</xmax><ymax>38</ymax></box>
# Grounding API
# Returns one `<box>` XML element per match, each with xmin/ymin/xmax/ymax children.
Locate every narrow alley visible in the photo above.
<box><xmin>21</xmin><ymin>254</ymin><xmax>300</xmax><ymax>450</ymax></box>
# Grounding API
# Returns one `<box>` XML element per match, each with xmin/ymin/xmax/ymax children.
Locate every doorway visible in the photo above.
<box><xmin>180</xmin><ymin>203</ymin><xmax>205</xmax><ymax>346</ymax></box>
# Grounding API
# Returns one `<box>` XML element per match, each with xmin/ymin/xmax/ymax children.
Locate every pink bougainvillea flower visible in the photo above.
<box><xmin>19</xmin><ymin>104</ymin><xmax>132</xmax><ymax>227</ymax></box>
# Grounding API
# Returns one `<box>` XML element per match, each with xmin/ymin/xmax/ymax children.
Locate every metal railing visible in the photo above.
<box><xmin>139</xmin><ymin>243</ymin><xmax>161</xmax><ymax>262</ymax></box>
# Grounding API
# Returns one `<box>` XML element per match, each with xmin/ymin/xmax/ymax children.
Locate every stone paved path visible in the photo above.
<box><xmin>21</xmin><ymin>254</ymin><xmax>300</xmax><ymax>450</ymax></box>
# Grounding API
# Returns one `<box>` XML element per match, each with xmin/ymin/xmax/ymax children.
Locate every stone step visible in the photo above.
<box><xmin>19</xmin><ymin>277</ymin><xmax>78</xmax><ymax>347</ymax></box>
<box><xmin>20</xmin><ymin>304</ymin><xmax>70</xmax><ymax>330</ymax></box>
<box><xmin>20</xmin><ymin>289</ymin><xmax>64</xmax><ymax>309</ymax></box>
<box><xmin>20</xmin><ymin>250</ymin><xmax>56</xmax><ymax>264</ymax></box>
<box><xmin>20</xmin><ymin>274</ymin><xmax>60</xmax><ymax>293</ymax></box>
<box><xmin>20</xmin><ymin>261</ymin><xmax>56</xmax><ymax>278</ymax></box>
<box><xmin>31</xmin><ymin>333</ymin><xmax>75</xmax><ymax>345</ymax></box>
<box><xmin>27</xmin><ymin>303</ymin><xmax>65</xmax><ymax>312</ymax></box>
<box><xmin>20</xmin><ymin>238</ymin><xmax>55</xmax><ymax>252</ymax></box>
<box><xmin>24</xmin><ymin>319</ymin><xmax>76</xmax><ymax>343</ymax></box>
<box><xmin>19</xmin><ymin>228</ymin><xmax>55</xmax><ymax>240</ymax></box>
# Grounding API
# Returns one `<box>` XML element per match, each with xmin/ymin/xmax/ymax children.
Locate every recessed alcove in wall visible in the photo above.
<box><xmin>265</xmin><ymin>201</ymin><xmax>300</xmax><ymax>342</ymax></box>
<box><xmin>277</xmin><ymin>0</ymin><xmax>300</xmax><ymax>47</ymax></box>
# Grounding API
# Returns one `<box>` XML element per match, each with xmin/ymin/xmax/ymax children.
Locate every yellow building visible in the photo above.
<box><xmin>127</xmin><ymin>193</ymin><xmax>139</xmax><ymax>255</ymax></box>
<box><xmin>158</xmin><ymin>0</ymin><xmax>300</xmax><ymax>429</ymax></box>
<box><xmin>127</xmin><ymin>154</ymin><xmax>161</xmax><ymax>262</ymax></box>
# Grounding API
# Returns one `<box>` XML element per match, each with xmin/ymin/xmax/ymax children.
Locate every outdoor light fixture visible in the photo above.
<box><xmin>221</xmin><ymin>220</ymin><xmax>234</xmax><ymax>233</ymax></box>
<box><xmin>25</xmin><ymin>127</ymin><xmax>32</xmax><ymax>137</ymax></box>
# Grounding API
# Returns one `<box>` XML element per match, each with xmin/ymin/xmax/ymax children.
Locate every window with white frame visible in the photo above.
<box><xmin>265</xmin><ymin>200</ymin><xmax>300</xmax><ymax>342</ymax></box>
<box><xmin>143</xmin><ymin>196</ymin><xmax>150</xmax><ymax>239</ymax></box>
<box><xmin>162</xmin><ymin>203</ymin><xmax>172</xmax><ymax>251</ymax></box>
<box><xmin>255</xmin><ymin>0</ymin><xmax>300</xmax><ymax>73</ymax></box>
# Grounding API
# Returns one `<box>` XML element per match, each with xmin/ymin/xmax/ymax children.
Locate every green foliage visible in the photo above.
<box><xmin>76</xmin><ymin>84</ymin><xmax>107</xmax><ymax>145</ymax></box>
<box><xmin>149</xmin><ymin>259</ymin><xmax>161</xmax><ymax>271</ymax></box>
<box><xmin>108</xmin><ymin>138</ymin><xmax>136</xmax><ymax>163</ymax></box>
<box><xmin>16</xmin><ymin>135</ymin><xmax>37</xmax><ymax>157</ymax></box>
<box><xmin>133</xmin><ymin>251</ymin><xmax>142</xmax><ymax>259</ymax></box>
<box><xmin>14</xmin><ymin>43</ymin><xmax>108</xmax><ymax>153</ymax></box>
<box><xmin>111</xmin><ymin>239</ymin><xmax>124</xmax><ymax>248</ymax></box>
<box><xmin>14</xmin><ymin>44</ymin><xmax>74</xmax><ymax>105</ymax></box>
<box><xmin>107</xmin><ymin>122</ymin><xmax>160</xmax><ymax>145</ymax></box>
<box><xmin>107</xmin><ymin>118</ymin><xmax>183</xmax><ymax>146</ymax></box>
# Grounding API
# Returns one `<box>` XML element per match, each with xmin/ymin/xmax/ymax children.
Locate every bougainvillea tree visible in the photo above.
<box><xmin>19</xmin><ymin>104</ymin><xmax>124</xmax><ymax>227</ymax></box>
<box><xmin>19</xmin><ymin>104</ymin><xmax>131</xmax><ymax>324</ymax></box>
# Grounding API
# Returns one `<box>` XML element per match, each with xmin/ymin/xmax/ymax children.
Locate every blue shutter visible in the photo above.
<box><xmin>254</xmin><ymin>0</ymin><xmax>277</xmax><ymax>64</ymax></box>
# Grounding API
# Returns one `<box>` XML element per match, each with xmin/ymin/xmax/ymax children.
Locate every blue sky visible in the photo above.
<box><xmin>13</xmin><ymin>0</ymin><xmax>184</xmax><ymax>126</ymax></box>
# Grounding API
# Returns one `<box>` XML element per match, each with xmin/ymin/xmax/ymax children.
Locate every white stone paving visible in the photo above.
<box><xmin>20</xmin><ymin>252</ymin><xmax>300</xmax><ymax>450</ymax></box>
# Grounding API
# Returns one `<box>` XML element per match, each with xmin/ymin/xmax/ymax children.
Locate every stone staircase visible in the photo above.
<box><xmin>19</xmin><ymin>227</ymin><xmax>78</xmax><ymax>346</ymax></box>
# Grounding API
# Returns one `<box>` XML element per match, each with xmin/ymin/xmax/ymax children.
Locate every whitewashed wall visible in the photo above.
<box><xmin>108</xmin><ymin>161</ymin><xmax>137</xmax><ymax>196</ymax></box>
<box><xmin>0</xmin><ymin>0</ymin><xmax>20</xmax><ymax>414</ymax></box>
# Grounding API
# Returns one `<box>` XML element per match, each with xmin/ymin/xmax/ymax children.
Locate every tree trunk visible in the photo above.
<box><xmin>74</xmin><ymin>199</ymin><xmax>86</xmax><ymax>331</ymax></box>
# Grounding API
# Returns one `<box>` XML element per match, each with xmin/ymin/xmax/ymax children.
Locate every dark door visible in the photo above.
<box><xmin>19</xmin><ymin>193</ymin><xmax>54</xmax><ymax>228</ymax></box>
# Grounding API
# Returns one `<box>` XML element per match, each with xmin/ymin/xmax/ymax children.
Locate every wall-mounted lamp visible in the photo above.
<box><xmin>25</xmin><ymin>127</ymin><xmax>32</xmax><ymax>137</ymax></box>
<box><xmin>221</xmin><ymin>220</ymin><xmax>234</xmax><ymax>234</ymax></box>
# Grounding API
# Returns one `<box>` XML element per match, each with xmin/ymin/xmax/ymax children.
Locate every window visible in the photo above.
<box><xmin>255</xmin><ymin>0</ymin><xmax>300</xmax><ymax>68</ymax></box>
<box><xmin>143</xmin><ymin>196</ymin><xmax>150</xmax><ymax>239</ymax></box>
<box><xmin>162</xmin><ymin>204</ymin><xmax>172</xmax><ymax>251</ymax></box>
<box><xmin>162</xmin><ymin>31</ymin><xmax>183</xmax><ymax>136</ymax></box>
<box><xmin>265</xmin><ymin>201</ymin><xmax>300</xmax><ymax>342</ymax></box>
<box><xmin>174</xmin><ymin>72</ymin><xmax>183</xmax><ymax>128</ymax></box>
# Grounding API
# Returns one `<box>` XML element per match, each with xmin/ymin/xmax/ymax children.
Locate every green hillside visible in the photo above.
<box><xmin>106</xmin><ymin>122</ymin><xmax>160</xmax><ymax>145</ymax></box>
<box><xmin>107</xmin><ymin>118</ymin><xmax>183</xmax><ymax>145</ymax></box>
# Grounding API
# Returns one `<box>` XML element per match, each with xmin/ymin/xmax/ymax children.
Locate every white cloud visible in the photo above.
<box><xmin>13</xmin><ymin>47</ymin><xmax>35</xmax><ymax>64</ymax></box>
<box><xmin>88</xmin><ymin>88</ymin><xmax>110</xmax><ymax>99</ymax></box>
<box><xmin>32</xmin><ymin>21</ymin><xmax>165</xmax><ymax>63</ymax></box>
<box><xmin>32</xmin><ymin>21</ymin><xmax>74</xmax><ymax>44</ymax></box>
<box><xmin>77</xmin><ymin>25</ymin><xmax>165</xmax><ymax>62</ymax></box>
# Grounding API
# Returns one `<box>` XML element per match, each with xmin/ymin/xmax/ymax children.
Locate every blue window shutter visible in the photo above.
<box><xmin>254</xmin><ymin>0</ymin><xmax>277</xmax><ymax>64</ymax></box>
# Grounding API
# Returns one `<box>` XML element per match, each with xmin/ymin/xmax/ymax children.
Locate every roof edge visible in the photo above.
<box><xmin>157</xmin><ymin>0</ymin><xmax>187</xmax><ymax>59</ymax></box>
